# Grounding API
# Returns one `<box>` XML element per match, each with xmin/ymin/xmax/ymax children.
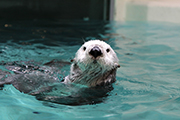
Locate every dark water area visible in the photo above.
<box><xmin>0</xmin><ymin>20</ymin><xmax>110</xmax><ymax>45</ymax></box>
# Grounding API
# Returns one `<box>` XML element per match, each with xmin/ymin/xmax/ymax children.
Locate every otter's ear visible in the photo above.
<box><xmin>71</xmin><ymin>58</ymin><xmax>76</xmax><ymax>63</ymax></box>
<box><xmin>115</xmin><ymin>63</ymin><xmax>120</xmax><ymax>68</ymax></box>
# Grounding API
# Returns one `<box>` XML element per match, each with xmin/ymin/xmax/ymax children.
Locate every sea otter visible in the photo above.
<box><xmin>64</xmin><ymin>40</ymin><xmax>120</xmax><ymax>86</ymax></box>
<box><xmin>0</xmin><ymin>40</ymin><xmax>120</xmax><ymax>105</ymax></box>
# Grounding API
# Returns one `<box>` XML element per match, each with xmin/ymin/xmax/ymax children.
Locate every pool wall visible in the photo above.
<box><xmin>0</xmin><ymin>0</ymin><xmax>110</xmax><ymax>21</ymax></box>
<box><xmin>114</xmin><ymin>0</ymin><xmax>180</xmax><ymax>24</ymax></box>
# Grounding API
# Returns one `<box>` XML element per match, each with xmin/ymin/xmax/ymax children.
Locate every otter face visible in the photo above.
<box><xmin>75</xmin><ymin>40</ymin><xmax>119</xmax><ymax>72</ymax></box>
<box><xmin>64</xmin><ymin>40</ymin><xmax>120</xmax><ymax>86</ymax></box>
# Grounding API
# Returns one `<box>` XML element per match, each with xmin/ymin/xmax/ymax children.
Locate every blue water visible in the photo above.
<box><xmin>0</xmin><ymin>20</ymin><xmax>180</xmax><ymax>119</ymax></box>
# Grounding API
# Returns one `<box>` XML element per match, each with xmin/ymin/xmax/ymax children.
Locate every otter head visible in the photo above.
<box><xmin>64</xmin><ymin>40</ymin><xmax>120</xmax><ymax>87</ymax></box>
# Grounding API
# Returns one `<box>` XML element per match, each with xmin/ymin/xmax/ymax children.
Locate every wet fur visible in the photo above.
<box><xmin>64</xmin><ymin>40</ymin><xmax>120</xmax><ymax>87</ymax></box>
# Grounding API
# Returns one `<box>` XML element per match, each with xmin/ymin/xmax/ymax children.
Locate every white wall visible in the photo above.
<box><xmin>114</xmin><ymin>0</ymin><xmax>180</xmax><ymax>24</ymax></box>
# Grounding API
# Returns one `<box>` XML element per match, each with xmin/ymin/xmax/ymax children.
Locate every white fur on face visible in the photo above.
<box><xmin>74</xmin><ymin>40</ymin><xmax>119</xmax><ymax>72</ymax></box>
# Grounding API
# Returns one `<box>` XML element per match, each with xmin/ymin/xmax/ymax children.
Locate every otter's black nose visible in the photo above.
<box><xmin>89</xmin><ymin>46</ymin><xmax>102</xmax><ymax>58</ymax></box>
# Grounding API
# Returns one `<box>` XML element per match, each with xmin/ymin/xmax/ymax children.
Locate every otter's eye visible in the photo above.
<box><xmin>106</xmin><ymin>48</ymin><xmax>110</xmax><ymax>53</ymax></box>
<box><xmin>83</xmin><ymin>46</ymin><xmax>86</xmax><ymax>51</ymax></box>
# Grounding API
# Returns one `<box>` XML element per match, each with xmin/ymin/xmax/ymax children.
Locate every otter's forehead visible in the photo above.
<box><xmin>82</xmin><ymin>40</ymin><xmax>110</xmax><ymax>48</ymax></box>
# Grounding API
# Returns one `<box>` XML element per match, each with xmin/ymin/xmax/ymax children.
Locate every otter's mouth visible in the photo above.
<box><xmin>93</xmin><ymin>60</ymin><xmax>97</xmax><ymax>64</ymax></box>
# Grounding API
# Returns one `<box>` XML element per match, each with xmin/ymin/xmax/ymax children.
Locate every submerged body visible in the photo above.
<box><xmin>0</xmin><ymin>40</ymin><xmax>120</xmax><ymax>105</ymax></box>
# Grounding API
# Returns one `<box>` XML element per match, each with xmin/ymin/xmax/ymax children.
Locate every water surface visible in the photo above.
<box><xmin>0</xmin><ymin>20</ymin><xmax>180</xmax><ymax>119</ymax></box>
